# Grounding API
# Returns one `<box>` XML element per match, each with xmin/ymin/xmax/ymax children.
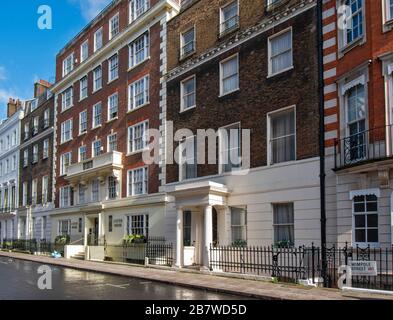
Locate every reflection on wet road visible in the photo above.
<box><xmin>0</xmin><ymin>257</ymin><xmax>251</xmax><ymax>300</ymax></box>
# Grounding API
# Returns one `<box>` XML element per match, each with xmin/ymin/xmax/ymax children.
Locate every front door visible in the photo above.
<box><xmin>94</xmin><ymin>218</ymin><xmax>99</xmax><ymax>245</ymax></box>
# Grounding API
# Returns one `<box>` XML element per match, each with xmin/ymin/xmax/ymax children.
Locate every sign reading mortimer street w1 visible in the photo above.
<box><xmin>349</xmin><ymin>261</ymin><xmax>378</xmax><ymax>276</ymax></box>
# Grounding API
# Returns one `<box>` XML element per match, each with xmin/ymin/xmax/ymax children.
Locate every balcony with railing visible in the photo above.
<box><xmin>334</xmin><ymin>125</ymin><xmax>393</xmax><ymax>171</ymax></box>
<box><xmin>66</xmin><ymin>151</ymin><xmax>123</xmax><ymax>185</ymax></box>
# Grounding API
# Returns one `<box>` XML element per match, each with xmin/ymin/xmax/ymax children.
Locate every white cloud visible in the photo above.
<box><xmin>0</xmin><ymin>66</ymin><xmax>6</xmax><ymax>81</ymax></box>
<box><xmin>70</xmin><ymin>0</ymin><xmax>112</xmax><ymax>21</ymax></box>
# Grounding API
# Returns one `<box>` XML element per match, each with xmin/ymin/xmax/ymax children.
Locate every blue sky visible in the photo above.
<box><xmin>0</xmin><ymin>0</ymin><xmax>112</xmax><ymax>120</ymax></box>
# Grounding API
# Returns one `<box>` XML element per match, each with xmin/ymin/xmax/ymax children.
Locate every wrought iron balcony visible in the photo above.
<box><xmin>334</xmin><ymin>125</ymin><xmax>393</xmax><ymax>170</ymax></box>
<box><xmin>66</xmin><ymin>151</ymin><xmax>123</xmax><ymax>184</ymax></box>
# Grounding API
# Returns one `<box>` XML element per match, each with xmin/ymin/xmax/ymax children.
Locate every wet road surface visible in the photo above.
<box><xmin>0</xmin><ymin>256</ymin><xmax>252</xmax><ymax>300</ymax></box>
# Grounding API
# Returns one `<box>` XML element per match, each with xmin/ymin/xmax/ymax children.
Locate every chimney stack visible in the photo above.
<box><xmin>34</xmin><ymin>79</ymin><xmax>52</xmax><ymax>98</ymax></box>
<box><xmin>7</xmin><ymin>98</ymin><xmax>21</xmax><ymax>118</ymax></box>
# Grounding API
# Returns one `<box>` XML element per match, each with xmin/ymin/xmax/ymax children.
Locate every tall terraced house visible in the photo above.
<box><xmin>18</xmin><ymin>80</ymin><xmax>54</xmax><ymax>240</ymax></box>
<box><xmin>0</xmin><ymin>99</ymin><xmax>24</xmax><ymax>242</ymax></box>
<box><xmin>164</xmin><ymin>0</ymin><xmax>322</xmax><ymax>268</ymax></box>
<box><xmin>50</xmin><ymin>0</ymin><xmax>180</xmax><ymax>257</ymax></box>
<box><xmin>322</xmin><ymin>0</ymin><xmax>393</xmax><ymax>247</ymax></box>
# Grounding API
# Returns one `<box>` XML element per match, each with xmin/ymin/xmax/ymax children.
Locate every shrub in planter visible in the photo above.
<box><xmin>123</xmin><ymin>234</ymin><xmax>146</xmax><ymax>244</ymax></box>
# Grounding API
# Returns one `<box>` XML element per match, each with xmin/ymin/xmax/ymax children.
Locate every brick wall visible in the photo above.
<box><xmin>166</xmin><ymin>5</ymin><xmax>320</xmax><ymax>183</ymax></box>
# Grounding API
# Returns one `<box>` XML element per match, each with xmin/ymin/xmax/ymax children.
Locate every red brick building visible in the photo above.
<box><xmin>50</xmin><ymin>0</ymin><xmax>180</xmax><ymax>250</ymax></box>
<box><xmin>322</xmin><ymin>0</ymin><xmax>393</xmax><ymax>247</ymax></box>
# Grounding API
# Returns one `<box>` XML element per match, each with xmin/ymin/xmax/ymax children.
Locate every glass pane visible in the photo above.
<box><xmin>354</xmin><ymin>215</ymin><xmax>365</xmax><ymax>228</ymax></box>
<box><xmin>367</xmin><ymin>229</ymin><xmax>378</xmax><ymax>243</ymax></box>
<box><xmin>355</xmin><ymin>229</ymin><xmax>366</xmax><ymax>243</ymax></box>
<box><xmin>273</xmin><ymin>203</ymin><xmax>294</xmax><ymax>224</ymax></box>
<box><xmin>354</xmin><ymin>202</ymin><xmax>365</xmax><ymax>212</ymax></box>
<box><xmin>366</xmin><ymin>201</ymin><xmax>377</xmax><ymax>212</ymax></box>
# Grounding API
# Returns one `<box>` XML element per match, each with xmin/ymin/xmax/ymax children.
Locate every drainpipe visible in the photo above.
<box><xmin>317</xmin><ymin>0</ymin><xmax>327</xmax><ymax>284</ymax></box>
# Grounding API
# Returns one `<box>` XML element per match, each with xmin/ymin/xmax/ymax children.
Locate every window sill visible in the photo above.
<box><xmin>79</xmin><ymin>96</ymin><xmax>88</xmax><ymax>103</ymax></box>
<box><xmin>218</xmin><ymin>88</ymin><xmax>240</xmax><ymax>98</ymax></box>
<box><xmin>267</xmin><ymin>66</ymin><xmax>294</xmax><ymax>79</ymax></box>
<box><xmin>61</xmin><ymin>106</ymin><xmax>73</xmax><ymax>113</ymax></box>
<box><xmin>126</xmin><ymin>149</ymin><xmax>149</xmax><ymax>157</ymax></box>
<box><xmin>127</xmin><ymin>57</ymin><xmax>150</xmax><ymax>72</ymax></box>
<box><xmin>107</xmin><ymin>117</ymin><xmax>118</xmax><ymax>124</ymax></box>
<box><xmin>91</xmin><ymin>125</ymin><xmax>102</xmax><ymax>130</ymax></box>
<box><xmin>339</xmin><ymin>36</ymin><xmax>365</xmax><ymax>57</ymax></box>
<box><xmin>180</xmin><ymin>105</ymin><xmax>196</xmax><ymax>114</ymax></box>
<box><xmin>78</xmin><ymin>132</ymin><xmax>87</xmax><ymax>137</ymax></box>
<box><xmin>107</xmin><ymin>77</ymin><xmax>119</xmax><ymax>85</ymax></box>
<box><xmin>127</xmin><ymin>102</ymin><xmax>150</xmax><ymax>114</ymax></box>
<box><xmin>179</xmin><ymin>51</ymin><xmax>196</xmax><ymax>62</ymax></box>
<box><xmin>92</xmin><ymin>87</ymin><xmax>102</xmax><ymax>95</ymax></box>
<box><xmin>60</xmin><ymin>139</ymin><xmax>73</xmax><ymax>145</ymax></box>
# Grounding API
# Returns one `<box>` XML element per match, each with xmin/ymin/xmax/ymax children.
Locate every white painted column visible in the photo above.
<box><xmin>176</xmin><ymin>208</ymin><xmax>184</xmax><ymax>268</ymax></box>
<box><xmin>98</xmin><ymin>212</ymin><xmax>105</xmax><ymax>244</ymax></box>
<box><xmin>203</xmin><ymin>205</ymin><xmax>213</xmax><ymax>268</ymax></box>
<box><xmin>83</xmin><ymin>216</ymin><xmax>88</xmax><ymax>247</ymax></box>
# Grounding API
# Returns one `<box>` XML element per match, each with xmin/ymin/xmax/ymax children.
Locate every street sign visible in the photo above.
<box><xmin>349</xmin><ymin>261</ymin><xmax>378</xmax><ymax>276</ymax></box>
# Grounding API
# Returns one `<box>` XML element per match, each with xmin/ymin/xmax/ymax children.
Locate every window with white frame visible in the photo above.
<box><xmin>61</xmin><ymin>119</ymin><xmax>73</xmax><ymax>143</ymax></box>
<box><xmin>79</xmin><ymin>110</ymin><xmax>88</xmax><ymax>134</ymax></box>
<box><xmin>62</xmin><ymin>87</ymin><xmax>73</xmax><ymax>110</ymax></box>
<box><xmin>353</xmin><ymin>195</ymin><xmax>378</xmax><ymax>245</ymax></box>
<box><xmin>12</xmin><ymin>155</ymin><xmax>16</xmax><ymax>171</ymax></box>
<box><xmin>43</xmin><ymin>139</ymin><xmax>49</xmax><ymax>159</ymax></box>
<box><xmin>12</xmin><ymin>130</ymin><xmax>16</xmax><ymax>146</ymax></box>
<box><xmin>22</xmin><ymin>182</ymin><xmax>28</xmax><ymax>206</ymax></box>
<box><xmin>128</xmin><ymin>75</ymin><xmax>149</xmax><ymax>111</ymax></box>
<box><xmin>129</xmin><ymin>32</ymin><xmax>149</xmax><ymax>68</ymax></box>
<box><xmin>219</xmin><ymin>123</ymin><xmax>241</xmax><ymax>173</ymax></box>
<box><xmin>80</xmin><ymin>40</ymin><xmax>89</xmax><ymax>63</ymax></box>
<box><xmin>94</xmin><ymin>28</ymin><xmax>103</xmax><ymax>52</ymax></box>
<box><xmin>43</xmin><ymin>109</ymin><xmax>50</xmax><ymax>128</ymax></box>
<box><xmin>79</xmin><ymin>184</ymin><xmax>87</xmax><ymax>204</ymax></box>
<box><xmin>62</xmin><ymin>53</ymin><xmax>74</xmax><ymax>77</ymax></box>
<box><xmin>80</xmin><ymin>76</ymin><xmax>88</xmax><ymax>100</ymax></box>
<box><xmin>91</xmin><ymin>179</ymin><xmax>100</xmax><ymax>202</ymax></box>
<box><xmin>79</xmin><ymin>145</ymin><xmax>87</xmax><ymax>162</ymax></box>
<box><xmin>179</xmin><ymin>135</ymin><xmax>197</xmax><ymax>181</ymax></box>
<box><xmin>32</xmin><ymin>144</ymin><xmax>38</xmax><ymax>163</ymax></box>
<box><xmin>92</xmin><ymin>102</ymin><xmax>102</xmax><ymax>127</ymax></box>
<box><xmin>268</xmin><ymin>28</ymin><xmax>293</xmax><ymax>76</ymax></box>
<box><xmin>269</xmin><ymin>107</ymin><xmax>296</xmax><ymax>165</ymax></box>
<box><xmin>108</xmin><ymin>93</ymin><xmax>118</xmax><ymax>120</ymax></box>
<box><xmin>60</xmin><ymin>186</ymin><xmax>72</xmax><ymax>208</ymax></box>
<box><xmin>388</xmin><ymin>0</ymin><xmax>393</xmax><ymax>21</ymax></box>
<box><xmin>92</xmin><ymin>140</ymin><xmax>102</xmax><ymax>157</ymax></box>
<box><xmin>127</xmin><ymin>214</ymin><xmax>149</xmax><ymax>236</ymax></box>
<box><xmin>60</xmin><ymin>152</ymin><xmax>72</xmax><ymax>176</ymax></box>
<box><xmin>108</xmin><ymin>54</ymin><xmax>119</xmax><ymax>82</ymax></box>
<box><xmin>108</xmin><ymin>176</ymin><xmax>117</xmax><ymax>199</ymax></box>
<box><xmin>345</xmin><ymin>84</ymin><xmax>366</xmax><ymax>162</ymax></box>
<box><xmin>23</xmin><ymin>149</ymin><xmax>28</xmax><ymax>167</ymax></box>
<box><xmin>24</xmin><ymin>123</ymin><xmax>29</xmax><ymax>140</ymax></box>
<box><xmin>181</xmin><ymin>27</ymin><xmax>195</xmax><ymax>58</ymax></box>
<box><xmin>31</xmin><ymin>99</ymin><xmax>38</xmax><ymax>112</ymax></box>
<box><xmin>108</xmin><ymin>133</ymin><xmax>117</xmax><ymax>152</ymax></box>
<box><xmin>273</xmin><ymin>203</ymin><xmax>294</xmax><ymax>246</ymax></box>
<box><xmin>128</xmin><ymin>167</ymin><xmax>148</xmax><ymax>196</ymax></box>
<box><xmin>231</xmin><ymin>207</ymin><xmax>247</xmax><ymax>244</ymax></box>
<box><xmin>128</xmin><ymin>121</ymin><xmax>149</xmax><ymax>153</ymax></box>
<box><xmin>93</xmin><ymin>66</ymin><xmax>102</xmax><ymax>92</ymax></box>
<box><xmin>33</xmin><ymin>116</ymin><xmax>39</xmax><ymax>135</ymax></box>
<box><xmin>181</xmin><ymin>76</ymin><xmax>196</xmax><ymax>111</ymax></box>
<box><xmin>32</xmin><ymin>179</ymin><xmax>38</xmax><ymax>205</ymax></box>
<box><xmin>42</xmin><ymin>176</ymin><xmax>48</xmax><ymax>204</ymax></box>
<box><xmin>220</xmin><ymin>55</ymin><xmax>239</xmax><ymax>96</ymax></box>
<box><xmin>130</xmin><ymin>0</ymin><xmax>149</xmax><ymax>22</ymax></box>
<box><xmin>340</xmin><ymin>0</ymin><xmax>364</xmax><ymax>48</ymax></box>
<box><xmin>220</xmin><ymin>1</ymin><xmax>239</xmax><ymax>36</ymax></box>
<box><xmin>109</xmin><ymin>13</ymin><xmax>120</xmax><ymax>40</ymax></box>
<box><xmin>42</xmin><ymin>216</ymin><xmax>47</xmax><ymax>239</ymax></box>
<box><xmin>58</xmin><ymin>219</ymin><xmax>71</xmax><ymax>235</ymax></box>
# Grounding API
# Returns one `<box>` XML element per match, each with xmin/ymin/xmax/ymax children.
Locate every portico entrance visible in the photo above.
<box><xmin>166</xmin><ymin>181</ymin><xmax>229</xmax><ymax>269</ymax></box>
<box><xmin>84</xmin><ymin>213</ymin><xmax>104</xmax><ymax>246</ymax></box>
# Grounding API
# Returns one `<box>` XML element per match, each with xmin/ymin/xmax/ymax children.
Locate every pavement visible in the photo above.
<box><xmin>1</xmin><ymin>250</ymin><xmax>392</xmax><ymax>300</ymax></box>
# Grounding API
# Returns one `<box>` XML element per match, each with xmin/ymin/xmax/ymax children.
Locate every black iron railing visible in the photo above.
<box><xmin>104</xmin><ymin>238</ymin><xmax>173</xmax><ymax>267</ymax></box>
<box><xmin>334</xmin><ymin>125</ymin><xmax>392</xmax><ymax>170</ymax></box>
<box><xmin>0</xmin><ymin>239</ymin><xmax>65</xmax><ymax>256</ymax></box>
<box><xmin>210</xmin><ymin>243</ymin><xmax>393</xmax><ymax>290</ymax></box>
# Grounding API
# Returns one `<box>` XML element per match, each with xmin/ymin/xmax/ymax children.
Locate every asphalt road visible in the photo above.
<box><xmin>0</xmin><ymin>256</ymin><xmax>251</xmax><ymax>300</ymax></box>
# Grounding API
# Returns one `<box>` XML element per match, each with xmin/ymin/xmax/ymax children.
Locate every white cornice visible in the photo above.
<box><xmin>166</xmin><ymin>0</ymin><xmax>316</xmax><ymax>81</ymax></box>
<box><xmin>52</xmin><ymin>0</ymin><xmax>180</xmax><ymax>94</ymax></box>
